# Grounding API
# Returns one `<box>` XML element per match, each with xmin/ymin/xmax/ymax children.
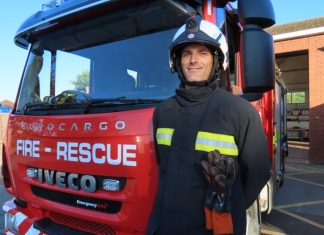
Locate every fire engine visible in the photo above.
<box><xmin>1</xmin><ymin>0</ymin><xmax>287</xmax><ymax>234</ymax></box>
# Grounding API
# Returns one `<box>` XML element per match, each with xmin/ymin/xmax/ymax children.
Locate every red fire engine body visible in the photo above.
<box><xmin>1</xmin><ymin>0</ymin><xmax>287</xmax><ymax>234</ymax></box>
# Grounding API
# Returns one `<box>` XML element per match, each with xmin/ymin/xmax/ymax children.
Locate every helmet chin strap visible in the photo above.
<box><xmin>177</xmin><ymin>54</ymin><xmax>220</xmax><ymax>87</ymax></box>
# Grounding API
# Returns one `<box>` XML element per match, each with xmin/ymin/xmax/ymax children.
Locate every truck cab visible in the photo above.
<box><xmin>2</xmin><ymin>0</ymin><xmax>278</xmax><ymax>234</ymax></box>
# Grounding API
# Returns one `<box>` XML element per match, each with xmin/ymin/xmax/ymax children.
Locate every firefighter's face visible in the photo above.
<box><xmin>181</xmin><ymin>44</ymin><xmax>213</xmax><ymax>83</ymax></box>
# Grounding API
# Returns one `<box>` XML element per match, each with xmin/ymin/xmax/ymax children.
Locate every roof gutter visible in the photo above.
<box><xmin>14</xmin><ymin>0</ymin><xmax>111</xmax><ymax>49</ymax></box>
<box><xmin>272</xmin><ymin>26</ymin><xmax>324</xmax><ymax>42</ymax></box>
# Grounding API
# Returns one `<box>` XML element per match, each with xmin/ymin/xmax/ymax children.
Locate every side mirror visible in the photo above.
<box><xmin>238</xmin><ymin>0</ymin><xmax>276</xmax><ymax>94</ymax></box>
<box><xmin>239</xmin><ymin>93</ymin><xmax>263</xmax><ymax>102</ymax></box>
<box><xmin>238</xmin><ymin>0</ymin><xmax>275</xmax><ymax>28</ymax></box>
<box><xmin>240</xmin><ymin>27</ymin><xmax>275</xmax><ymax>93</ymax></box>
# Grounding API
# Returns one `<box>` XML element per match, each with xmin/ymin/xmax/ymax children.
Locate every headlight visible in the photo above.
<box><xmin>27</xmin><ymin>168</ymin><xmax>38</xmax><ymax>178</ymax></box>
<box><xmin>5</xmin><ymin>213</ymin><xmax>19</xmax><ymax>234</ymax></box>
<box><xmin>103</xmin><ymin>179</ymin><xmax>121</xmax><ymax>191</ymax></box>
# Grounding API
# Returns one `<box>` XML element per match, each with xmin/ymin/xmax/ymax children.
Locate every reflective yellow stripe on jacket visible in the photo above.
<box><xmin>156</xmin><ymin>128</ymin><xmax>174</xmax><ymax>146</ymax></box>
<box><xmin>195</xmin><ymin>131</ymin><xmax>238</xmax><ymax>156</ymax></box>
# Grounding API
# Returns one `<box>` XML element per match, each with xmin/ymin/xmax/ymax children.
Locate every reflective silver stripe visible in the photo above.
<box><xmin>156</xmin><ymin>133</ymin><xmax>172</xmax><ymax>140</ymax></box>
<box><xmin>156</xmin><ymin>128</ymin><xmax>174</xmax><ymax>146</ymax></box>
<box><xmin>195</xmin><ymin>131</ymin><xmax>238</xmax><ymax>156</ymax></box>
<box><xmin>196</xmin><ymin>138</ymin><xmax>237</xmax><ymax>149</ymax></box>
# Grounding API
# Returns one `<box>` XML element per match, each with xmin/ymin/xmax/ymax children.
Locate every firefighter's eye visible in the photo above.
<box><xmin>182</xmin><ymin>52</ymin><xmax>189</xmax><ymax>57</ymax></box>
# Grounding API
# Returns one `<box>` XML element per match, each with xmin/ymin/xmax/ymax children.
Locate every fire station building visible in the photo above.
<box><xmin>265</xmin><ymin>16</ymin><xmax>324</xmax><ymax>163</ymax></box>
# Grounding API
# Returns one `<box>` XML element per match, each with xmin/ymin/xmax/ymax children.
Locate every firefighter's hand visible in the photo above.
<box><xmin>201</xmin><ymin>150</ymin><xmax>235</xmax><ymax>234</ymax></box>
<box><xmin>201</xmin><ymin>150</ymin><xmax>235</xmax><ymax>188</ymax></box>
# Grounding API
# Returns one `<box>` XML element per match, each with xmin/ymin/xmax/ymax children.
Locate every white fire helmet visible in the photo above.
<box><xmin>169</xmin><ymin>15</ymin><xmax>229</xmax><ymax>73</ymax></box>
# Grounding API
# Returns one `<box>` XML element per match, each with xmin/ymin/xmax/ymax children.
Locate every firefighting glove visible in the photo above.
<box><xmin>201</xmin><ymin>150</ymin><xmax>235</xmax><ymax>235</ymax></box>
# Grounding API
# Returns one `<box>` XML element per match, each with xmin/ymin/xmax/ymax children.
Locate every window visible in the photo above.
<box><xmin>15</xmin><ymin>1</ymin><xmax>190</xmax><ymax>115</ymax></box>
<box><xmin>287</xmin><ymin>92</ymin><xmax>305</xmax><ymax>103</ymax></box>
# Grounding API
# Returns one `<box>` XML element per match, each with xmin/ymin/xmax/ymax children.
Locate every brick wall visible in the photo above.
<box><xmin>0</xmin><ymin>114</ymin><xmax>9</xmax><ymax>160</ymax></box>
<box><xmin>274</xmin><ymin>35</ymin><xmax>324</xmax><ymax>163</ymax></box>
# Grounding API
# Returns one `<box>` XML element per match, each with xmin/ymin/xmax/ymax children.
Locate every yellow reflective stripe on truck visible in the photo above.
<box><xmin>195</xmin><ymin>131</ymin><xmax>238</xmax><ymax>156</ymax></box>
<box><xmin>156</xmin><ymin>128</ymin><xmax>174</xmax><ymax>146</ymax></box>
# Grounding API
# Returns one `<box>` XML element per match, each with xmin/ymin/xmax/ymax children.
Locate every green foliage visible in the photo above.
<box><xmin>287</xmin><ymin>92</ymin><xmax>305</xmax><ymax>104</ymax></box>
<box><xmin>71</xmin><ymin>70</ymin><xmax>90</xmax><ymax>92</ymax></box>
<box><xmin>292</xmin><ymin>92</ymin><xmax>305</xmax><ymax>103</ymax></box>
<box><xmin>287</xmin><ymin>93</ymin><xmax>291</xmax><ymax>103</ymax></box>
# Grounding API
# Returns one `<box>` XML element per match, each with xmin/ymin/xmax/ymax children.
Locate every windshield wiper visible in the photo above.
<box><xmin>21</xmin><ymin>102</ymin><xmax>86</xmax><ymax>115</ymax></box>
<box><xmin>21</xmin><ymin>103</ymin><xmax>43</xmax><ymax>114</ymax></box>
<box><xmin>20</xmin><ymin>97</ymin><xmax>163</xmax><ymax>115</ymax></box>
<box><xmin>82</xmin><ymin>97</ymin><xmax>163</xmax><ymax>114</ymax></box>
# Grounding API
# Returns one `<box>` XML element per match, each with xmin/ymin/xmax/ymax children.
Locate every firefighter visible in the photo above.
<box><xmin>146</xmin><ymin>15</ymin><xmax>271</xmax><ymax>235</ymax></box>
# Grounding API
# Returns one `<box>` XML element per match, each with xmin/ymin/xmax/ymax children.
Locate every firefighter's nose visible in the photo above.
<box><xmin>190</xmin><ymin>53</ymin><xmax>197</xmax><ymax>63</ymax></box>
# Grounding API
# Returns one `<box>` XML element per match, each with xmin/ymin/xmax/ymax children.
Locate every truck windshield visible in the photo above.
<box><xmin>15</xmin><ymin>2</ymin><xmax>187</xmax><ymax>114</ymax></box>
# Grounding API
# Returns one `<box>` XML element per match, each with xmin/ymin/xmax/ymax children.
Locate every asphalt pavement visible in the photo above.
<box><xmin>0</xmin><ymin>172</ymin><xmax>12</xmax><ymax>235</ymax></box>
<box><xmin>261</xmin><ymin>162</ymin><xmax>324</xmax><ymax>235</ymax></box>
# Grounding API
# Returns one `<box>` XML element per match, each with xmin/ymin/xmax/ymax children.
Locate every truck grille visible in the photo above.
<box><xmin>31</xmin><ymin>185</ymin><xmax>122</xmax><ymax>213</ymax></box>
<box><xmin>34</xmin><ymin>212</ymin><xmax>115</xmax><ymax>235</ymax></box>
<box><xmin>49</xmin><ymin>211</ymin><xmax>115</xmax><ymax>234</ymax></box>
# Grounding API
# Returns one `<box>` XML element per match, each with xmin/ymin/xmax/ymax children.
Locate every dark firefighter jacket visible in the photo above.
<box><xmin>146</xmin><ymin>84</ymin><xmax>271</xmax><ymax>235</ymax></box>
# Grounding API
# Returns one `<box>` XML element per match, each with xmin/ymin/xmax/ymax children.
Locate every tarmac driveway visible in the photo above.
<box><xmin>261</xmin><ymin>162</ymin><xmax>324</xmax><ymax>235</ymax></box>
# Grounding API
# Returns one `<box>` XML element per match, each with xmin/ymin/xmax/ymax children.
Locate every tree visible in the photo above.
<box><xmin>292</xmin><ymin>92</ymin><xmax>305</xmax><ymax>103</ymax></box>
<box><xmin>287</xmin><ymin>92</ymin><xmax>305</xmax><ymax>104</ymax></box>
<box><xmin>71</xmin><ymin>70</ymin><xmax>90</xmax><ymax>92</ymax></box>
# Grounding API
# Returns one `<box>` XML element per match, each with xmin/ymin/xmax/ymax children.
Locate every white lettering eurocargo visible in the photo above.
<box><xmin>115</xmin><ymin>121</ymin><xmax>125</xmax><ymax>130</ymax></box>
<box><xmin>20</xmin><ymin>121</ymin><xmax>124</xmax><ymax>132</ymax></box>
<box><xmin>47</xmin><ymin>123</ymin><xmax>54</xmax><ymax>131</ymax></box>
<box><xmin>56</xmin><ymin>142</ymin><xmax>137</xmax><ymax>166</ymax></box>
<box><xmin>84</xmin><ymin>123</ymin><xmax>91</xmax><ymax>130</ymax></box>
<box><xmin>99</xmin><ymin>122</ymin><xmax>108</xmax><ymax>130</ymax></box>
<box><xmin>59</xmin><ymin>123</ymin><xmax>65</xmax><ymax>131</ymax></box>
<box><xmin>71</xmin><ymin>123</ymin><xmax>78</xmax><ymax>131</ymax></box>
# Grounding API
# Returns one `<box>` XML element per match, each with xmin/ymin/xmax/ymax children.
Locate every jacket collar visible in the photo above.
<box><xmin>175</xmin><ymin>82</ymin><xmax>217</xmax><ymax>106</ymax></box>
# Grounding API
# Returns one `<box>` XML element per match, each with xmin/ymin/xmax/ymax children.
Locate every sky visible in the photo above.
<box><xmin>1</xmin><ymin>0</ymin><xmax>324</xmax><ymax>103</ymax></box>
